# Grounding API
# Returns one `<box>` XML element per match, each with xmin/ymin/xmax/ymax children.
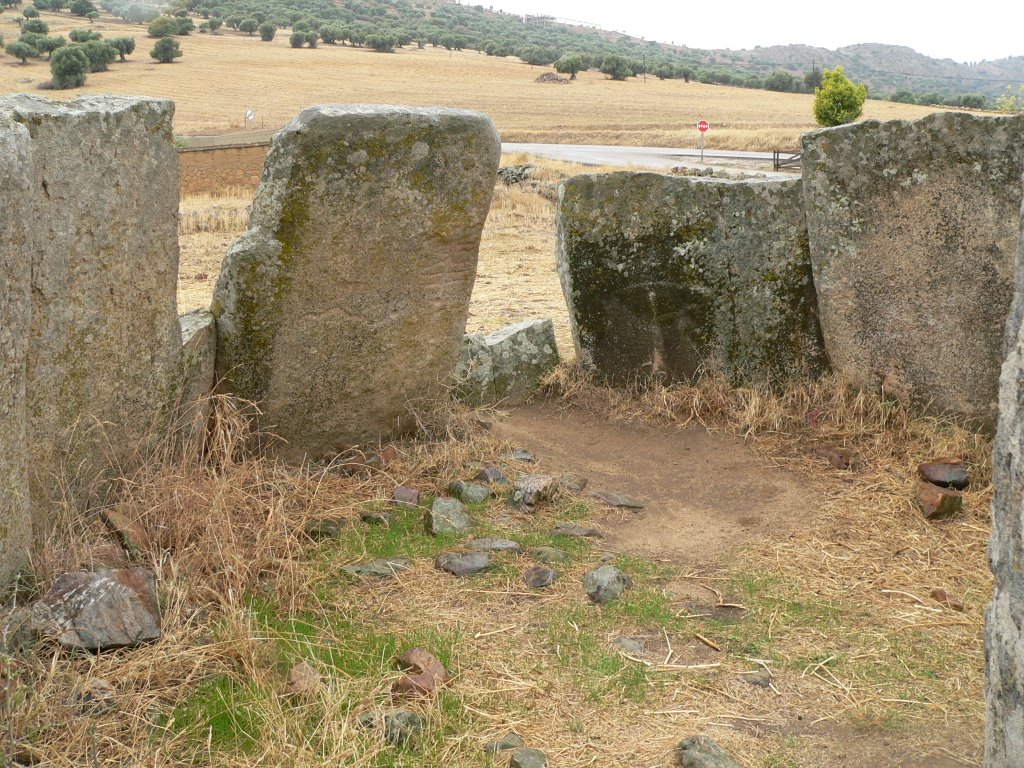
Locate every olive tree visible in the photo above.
<box><xmin>149</xmin><ymin>34</ymin><xmax>180</xmax><ymax>61</ymax></box>
<box><xmin>49</xmin><ymin>42</ymin><xmax>88</xmax><ymax>85</ymax></box>
<box><xmin>257</xmin><ymin>21</ymin><xmax>274</xmax><ymax>40</ymax></box>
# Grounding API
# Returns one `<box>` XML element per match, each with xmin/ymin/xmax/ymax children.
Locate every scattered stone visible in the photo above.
<box><xmin>815</xmin><ymin>446</ymin><xmax>853</xmax><ymax>470</ymax></box>
<box><xmin>99</xmin><ymin>509</ymin><xmax>151</xmax><ymax>553</ymax></box>
<box><xmin>614</xmin><ymin>637</ymin><xmax>644</xmax><ymax>657</ymax></box>
<box><xmin>453</xmin><ymin>319</ymin><xmax>560</xmax><ymax>406</ymax></box>
<box><xmin>358</xmin><ymin>709</ymin><xmax>426</xmax><ymax>746</ymax></box>
<box><xmin>426</xmin><ymin>498</ymin><xmax>472</xmax><ymax>535</ymax></box>
<box><xmin>467</xmin><ymin>537</ymin><xmax>524</xmax><ymax>554</ymax></box>
<box><xmin>448</xmin><ymin>480</ymin><xmax>491</xmax><ymax>505</ymax></box>
<box><xmin>587</xmin><ymin>489</ymin><xmax>644</xmax><ymax>509</ymax></box>
<box><xmin>392</xmin><ymin>485</ymin><xmax>421</xmax><ymax>508</ymax></box>
<box><xmin>212</xmin><ymin>105</ymin><xmax>501</xmax><ymax>459</ymax></box>
<box><xmin>918</xmin><ymin>458</ymin><xmax>970</xmax><ymax>490</ymax></box>
<box><xmin>343</xmin><ymin>558</ymin><xmax>412</xmax><ymax>579</ymax></box>
<box><xmin>0</xmin><ymin>607</ymin><xmax>37</xmax><ymax>653</ymax></box>
<box><xmin>435</xmin><ymin>551</ymin><xmax>491</xmax><ymax>577</ymax></box>
<box><xmin>33</xmin><ymin>568</ymin><xmax>161</xmax><ymax>651</ymax></box>
<box><xmin>510</xmin><ymin>747</ymin><xmax>549</xmax><ymax>768</ymax></box>
<box><xmin>741</xmin><ymin>670</ymin><xmax>773</xmax><ymax>688</ymax></box>
<box><xmin>483</xmin><ymin>731</ymin><xmax>525</xmax><ymax>753</ymax></box>
<box><xmin>497</xmin><ymin>164</ymin><xmax>535</xmax><ymax>185</ymax></box>
<box><xmin>359</xmin><ymin>509</ymin><xmax>393</xmax><ymax>526</ymax></box>
<box><xmin>674</xmin><ymin>736</ymin><xmax>741</xmax><ymax>768</ymax></box>
<box><xmin>529</xmin><ymin>546</ymin><xmax>568</xmax><ymax>565</ymax></box>
<box><xmin>916</xmin><ymin>481</ymin><xmax>963</xmax><ymax>520</ymax></box>
<box><xmin>523</xmin><ymin>565</ymin><xmax>557</xmax><ymax>589</ymax></box>
<box><xmin>392</xmin><ymin>647</ymin><xmax>451</xmax><ymax>697</ymax></box>
<box><xmin>553</xmin><ymin>522</ymin><xmax>604</xmax><ymax>539</ymax></box>
<box><xmin>583</xmin><ymin>565</ymin><xmax>632</xmax><ymax>605</ymax></box>
<box><xmin>476</xmin><ymin>465</ymin><xmax>509</xmax><ymax>485</ymax></box>
<box><xmin>177</xmin><ymin>308</ymin><xmax>217</xmax><ymax>444</ymax></box>
<box><xmin>930</xmin><ymin>587</ymin><xmax>965</xmax><ymax>612</ymax></box>
<box><xmin>285</xmin><ymin>661</ymin><xmax>322</xmax><ymax>695</ymax></box>
<box><xmin>534</xmin><ymin>71</ymin><xmax>569</xmax><ymax>84</ymax></box>
<box><xmin>499</xmin><ymin>448</ymin><xmax>535</xmax><ymax>463</ymax></box>
<box><xmin>599</xmin><ymin>551</ymin><xmax>618</xmax><ymax>563</ymax></box>
<box><xmin>512</xmin><ymin>474</ymin><xmax>558</xmax><ymax>508</ymax></box>
<box><xmin>72</xmin><ymin>678</ymin><xmax>116</xmax><ymax>714</ymax></box>
<box><xmin>559</xmin><ymin>473</ymin><xmax>589</xmax><ymax>493</ymax></box>
<box><xmin>304</xmin><ymin>517</ymin><xmax>349</xmax><ymax>540</ymax></box>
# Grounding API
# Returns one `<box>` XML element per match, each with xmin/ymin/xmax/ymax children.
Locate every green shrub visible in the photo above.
<box><xmin>238</xmin><ymin>17</ymin><xmax>256</xmax><ymax>35</ymax></box>
<box><xmin>147</xmin><ymin>15</ymin><xmax>176</xmax><ymax>36</ymax></box>
<box><xmin>68</xmin><ymin>27</ymin><xmax>99</xmax><ymax>42</ymax></box>
<box><xmin>109</xmin><ymin>35</ymin><xmax>133</xmax><ymax>60</ymax></box>
<box><xmin>813</xmin><ymin>66</ymin><xmax>868</xmax><ymax>127</ymax></box>
<box><xmin>21</xmin><ymin>17</ymin><xmax>47</xmax><ymax>33</ymax></box>
<box><xmin>257</xmin><ymin>21</ymin><xmax>274</xmax><ymax>41</ymax></box>
<box><xmin>5</xmin><ymin>39</ymin><xmax>37</xmax><ymax>62</ymax></box>
<box><xmin>149</xmin><ymin>34</ymin><xmax>180</xmax><ymax>61</ymax></box>
<box><xmin>49</xmin><ymin>42</ymin><xmax>88</xmax><ymax>86</ymax></box>
<box><xmin>554</xmin><ymin>53</ymin><xmax>583</xmax><ymax>79</ymax></box>
<box><xmin>77</xmin><ymin>38</ymin><xmax>115</xmax><ymax>70</ymax></box>
<box><xmin>288</xmin><ymin>30</ymin><xmax>304</xmax><ymax>47</ymax></box>
<box><xmin>599</xmin><ymin>53</ymin><xmax>632</xmax><ymax>81</ymax></box>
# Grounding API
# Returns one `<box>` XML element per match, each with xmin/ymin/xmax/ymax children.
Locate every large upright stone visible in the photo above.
<box><xmin>986</xmin><ymin>187</ymin><xmax>1024</xmax><ymax>767</ymax></box>
<box><xmin>0</xmin><ymin>115</ymin><xmax>33</xmax><ymax>585</ymax></box>
<box><xmin>0</xmin><ymin>96</ymin><xmax>183</xmax><ymax>540</ymax></box>
<box><xmin>556</xmin><ymin>173</ymin><xmax>825</xmax><ymax>385</ymax></box>
<box><xmin>213</xmin><ymin>105</ymin><xmax>501</xmax><ymax>460</ymax></box>
<box><xmin>802</xmin><ymin>112</ymin><xmax>1024</xmax><ymax>427</ymax></box>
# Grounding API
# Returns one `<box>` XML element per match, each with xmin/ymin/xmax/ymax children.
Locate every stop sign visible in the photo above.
<box><xmin>697</xmin><ymin>120</ymin><xmax>710</xmax><ymax>133</ymax></box>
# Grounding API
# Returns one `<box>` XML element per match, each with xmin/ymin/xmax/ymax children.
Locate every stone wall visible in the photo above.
<box><xmin>178</xmin><ymin>144</ymin><xmax>269</xmax><ymax>196</ymax></box>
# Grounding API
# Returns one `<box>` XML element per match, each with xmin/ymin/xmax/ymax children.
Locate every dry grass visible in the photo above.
<box><xmin>1</xmin><ymin>11</ymin><xmax>946</xmax><ymax>150</ymax></box>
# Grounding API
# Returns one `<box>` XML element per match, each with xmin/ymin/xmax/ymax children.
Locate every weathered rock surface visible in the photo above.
<box><xmin>31</xmin><ymin>568</ymin><xmax>161</xmax><ymax>651</ymax></box>
<box><xmin>918</xmin><ymin>458</ymin><xmax>970</xmax><ymax>490</ymax></box>
<box><xmin>392</xmin><ymin>485</ymin><xmax>421</xmax><ymax>508</ymax></box>
<box><xmin>392</xmin><ymin>647</ymin><xmax>451</xmax><ymax>697</ymax></box>
<box><xmin>510</xmin><ymin>747</ymin><xmax>548</xmax><ymax>768</ymax></box>
<box><xmin>523</xmin><ymin>565</ymin><xmax>557</xmax><ymax>588</ymax></box>
<box><xmin>212</xmin><ymin>105</ymin><xmax>501</xmax><ymax>460</ymax></box>
<box><xmin>802</xmin><ymin>112</ymin><xmax>1024</xmax><ymax>427</ymax></box>
<box><xmin>358</xmin><ymin>709</ymin><xmax>425</xmax><ymax>746</ymax></box>
<box><xmin>426</xmin><ymin>497</ymin><xmax>471</xmax><ymax>535</ymax></box>
<box><xmin>674</xmin><ymin>736</ymin><xmax>741</xmax><ymax>768</ymax></box>
<box><xmin>359</xmin><ymin>508</ymin><xmax>393</xmax><ymax>526</ymax></box>
<box><xmin>553</xmin><ymin>522</ymin><xmax>604</xmax><ymax>539</ymax></box>
<box><xmin>435</xmin><ymin>551</ymin><xmax>491</xmax><ymax>577</ymax></box>
<box><xmin>177</xmin><ymin>309</ymin><xmax>217</xmax><ymax>442</ymax></box>
<box><xmin>453</xmin><ymin>319</ymin><xmax>559</xmax><ymax>405</ymax></box>
<box><xmin>512</xmin><ymin>474</ymin><xmax>558</xmax><ymax>508</ymax></box>
<box><xmin>586</xmin><ymin>489</ymin><xmax>644</xmax><ymax>509</ymax></box>
<box><xmin>303</xmin><ymin>517</ymin><xmax>349</xmax><ymax>540</ymax></box>
<box><xmin>529</xmin><ymin>546</ymin><xmax>568</xmax><ymax>565</ymax></box>
<box><xmin>483</xmin><ymin>731</ymin><xmax>525</xmax><ymax>753</ymax></box>
<box><xmin>916</xmin><ymin>481</ymin><xmax>963</xmax><ymax>520</ymax></box>
<box><xmin>467</xmin><ymin>537</ymin><xmax>524</xmax><ymax>554</ymax></box>
<box><xmin>986</xmin><ymin>190</ymin><xmax>1024</xmax><ymax>766</ymax></box>
<box><xmin>583</xmin><ymin>565</ymin><xmax>631</xmax><ymax>605</ymax></box>
<box><xmin>559</xmin><ymin>473</ymin><xmax>588</xmax><ymax>493</ymax></box>
<box><xmin>343</xmin><ymin>558</ymin><xmax>412</xmax><ymax>579</ymax></box>
<box><xmin>0</xmin><ymin>114</ymin><xmax>33</xmax><ymax>585</ymax></box>
<box><xmin>448</xmin><ymin>480</ymin><xmax>491</xmax><ymax>505</ymax></box>
<box><xmin>557</xmin><ymin>172</ymin><xmax>825</xmax><ymax>385</ymax></box>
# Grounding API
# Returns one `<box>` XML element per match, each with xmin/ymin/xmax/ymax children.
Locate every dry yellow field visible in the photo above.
<box><xmin>1</xmin><ymin>11</ymin><xmax>944</xmax><ymax>149</ymax></box>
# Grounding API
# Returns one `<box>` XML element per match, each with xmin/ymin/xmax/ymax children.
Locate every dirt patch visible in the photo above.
<box><xmin>497</xmin><ymin>404</ymin><xmax>821</xmax><ymax>563</ymax></box>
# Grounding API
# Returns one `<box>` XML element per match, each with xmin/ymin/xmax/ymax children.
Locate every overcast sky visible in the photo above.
<box><xmin>479</xmin><ymin>0</ymin><xmax>1021</xmax><ymax>64</ymax></box>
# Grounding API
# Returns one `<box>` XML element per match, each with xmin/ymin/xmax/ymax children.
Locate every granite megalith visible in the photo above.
<box><xmin>212</xmin><ymin>105</ymin><xmax>501</xmax><ymax>460</ymax></box>
<box><xmin>453</xmin><ymin>319</ymin><xmax>560</xmax><ymax>405</ymax></box>
<box><xmin>556</xmin><ymin>172</ymin><xmax>825</xmax><ymax>385</ymax></box>
<box><xmin>0</xmin><ymin>115</ymin><xmax>33</xmax><ymax>585</ymax></box>
<box><xmin>0</xmin><ymin>95</ymin><xmax>183</xmax><ymax>542</ymax></box>
<box><xmin>802</xmin><ymin>112</ymin><xmax>1024</xmax><ymax>427</ymax></box>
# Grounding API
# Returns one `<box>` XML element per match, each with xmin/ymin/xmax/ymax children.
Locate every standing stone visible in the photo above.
<box><xmin>802</xmin><ymin>112</ymin><xmax>1024</xmax><ymax>427</ymax></box>
<box><xmin>453</xmin><ymin>319</ymin><xmax>560</xmax><ymax>405</ymax></box>
<box><xmin>212</xmin><ymin>105</ymin><xmax>501</xmax><ymax>460</ymax></box>
<box><xmin>557</xmin><ymin>172</ymin><xmax>825</xmax><ymax>385</ymax></box>
<box><xmin>0</xmin><ymin>96</ymin><xmax>183</xmax><ymax>541</ymax></box>
<box><xmin>177</xmin><ymin>309</ymin><xmax>217</xmax><ymax>444</ymax></box>
<box><xmin>986</xmin><ymin>183</ymin><xmax>1024</xmax><ymax>766</ymax></box>
<box><xmin>0</xmin><ymin>115</ymin><xmax>32</xmax><ymax>585</ymax></box>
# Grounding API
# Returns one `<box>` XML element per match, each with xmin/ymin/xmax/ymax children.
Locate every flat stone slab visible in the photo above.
<box><xmin>343</xmin><ymin>558</ymin><xmax>412</xmax><ymax>579</ymax></box>
<box><xmin>448</xmin><ymin>480</ymin><xmax>491</xmax><ymax>505</ymax></box>
<box><xmin>435</xmin><ymin>551</ymin><xmax>491</xmax><ymax>576</ymax></box>
<box><xmin>426</xmin><ymin>497</ymin><xmax>471</xmax><ymax>535</ymax></box>
<box><xmin>212</xmin><ymin>105</ymin><xmax>501</xmax><ymax>460</ymax></box>
<box><xmin>454</xmin><ymin>319</ymin><xmax>559</xmax><ymax>405</ymax></box>
<box><xmin>583</xmin><ymin>564</ymin><xmax>631</xmax><ymax>605</ymax></box>
<box><xmin>674</xmin><ymin>736</ymin><xmax>741</xmax><ymax>768</ymax></box>
<box><xmin>529</xmin><ymin>546</ymin><xmax>568</xmax><ymax>564</ymax></box>
<box><xmin>466</xmin><ymin>537</ymin><xmax>524</xmax><ymax>554</ymax></box>
<box><xmin>587</xmin><ymin>488</ymin><xmax>644</xmax><ymax>509</ymax></box>
<box><xmin>510</xmin><ymin>747</ymin><xmax>548</xmax><ymax>768</ymax></box>
<box><xmin>523</xmin><ymin>565</ymin><xmax>557</xmax><ymax>588</ymax></box>
<box><xmin>918</xmin><ymin>458</ymin><xmax>970</xmax><ymax>490</ymax></box>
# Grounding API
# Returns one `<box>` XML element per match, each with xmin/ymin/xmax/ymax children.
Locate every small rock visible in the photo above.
<box><xmin>391</xmin><ymin>485</ymin><xmax>421</xmax><ymax>508</ymax></box>
<box><xmin>448</xmin><ymin>480</ymin><xmax>491</xmax><ymax>505</ymax></box>
<box><xmin>476</xmin><ymin>465</ymin><xmax>509</xmax><ymax>484</ymax></box>
<box><xmin>73</xmin><ymin>678</ymin><xmax>116</xmax><ymax>714</ymax></box>
<box><xmin>499</xmin><ymin>448</ymin><xmax>535</xmax><ymax>462</ymax></box>
<box><xmin>435</xmin><ymin>551</ymin><xmax>492</xmax><ymax>577</ymax></box>
<box><xmin>742</xmin><ymin>670</ymin><xmax>773</xmax><ymax>688</ymax></box>
<box><xmin>359</xmin><ymin>509</ymin><xmax>393</xmax><ymax>526</ymax></box>
<box><xmin>426</xmin><ymin>498</ymin><xmax>472</xmax><ymax>535</ymax></box>
<box><xmin>587</xmin><ymin>489</ymin><xmax>644</xmax><ymax>509</ymax></box>
<box><xmin>674</xmin><ymin>736</ymin><xmax>741</xmax><ymax>768</ymax></box>
<box><xmin>523</xmin><ymin>565</ymin><xmax>557</xmax><ymax>588</ymax></box>
<box><xmin>343</xmin><ymin>558</ymin><xmax>412</xmax><ymax>579</ymax></box>
<box><xmin>553</xmin><ymin>522</ymin><xmax>603</xmax><ymax>539</ymax></box>
<box><xmin>815</xmin><ymin>446</ymin><xmax>853</xmax><ymax>470</ymax></box>
<box><xmin>918</xmin><ymin>458</ymin><xmax>970</xmax><ymax>490</ymax></box>
<box><xmin>99</xmin><ymin>509</ymin><xmax>150</xmax><ymax>552</ymax></box>
<box><xmin>392</xmin><ymin>647</ymin><xmax>451</xmax><ymax>697</ymax></box>
<box><xmin>303</xmin><ymin>517</ymin><xmax>349</xmax><ymax>540</ymax></box>
<box><xmin>559</xmin><ymin>473</ymin><xmax>589</xmax><ymax>493</ymax></box>
<box><xmin>0</xmin><ymin>607</ymin><xmax>37</xmax><ymax>652</ymax></box>
<box><xmin>483</xmin><ymin>731</ymin><xmax>524</xmax><ymax>753</ymax></box>
<box><xmin>529</xmin><ymin>546</ymin><xmax>568</xmax><ymax>565</ymax></box>
<box><xmin>930</xmin><ymin>587</ymin><xmax>966</xmax><ymax>612</ymax></box>
<box><xmin>512</xmin><ymin>474</ymin><xmax>558</xmax><ymax>508</ymax></box>
<box><xmin>285</xmin><ymin>661</ymin><xmax>322</xmax><ymax>695</ymax></box>
<box><xmin>613</xmin><ymin>637</ymin><xmax>644</xmax><ymax>656</ymax></box>
<box><xmin>358</xmin><ymin>709</ymin><xmax>426</xmax><ymax>746</ymax></box>
<box><xmin>467</xmin><ymin>537</ymin><xmax>524</xmax><ymax>554</ymax></box>
<box><xmin>916</xmin><ymin>481</ymin><xmax>963</xmax><ymax>520</ymax></box>
<box><xmin>583</xmin><ymin>565</ymin><xmax>631</xmax><ymax>605</ymax></box>
<box><xmin>599</xmin><ymin>551</ymin><xmax>617</xmax><ymax>563</ymax></box>
<box><xmin>510</xmin><ymin>747</ymin><xmax>548</xmax><ymax>768</ymax></box>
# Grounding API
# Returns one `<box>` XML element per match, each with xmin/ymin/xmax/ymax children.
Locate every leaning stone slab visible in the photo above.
<box><xmin>453</xmin><ymin>319</ymin><xmax>560</xmax><ymax>405</ymax></box>
<box><xmin>0</xmin><ymin>115</ymin><xmax>33</xmax><ymax>585</ymax></box>
<box><xmin>557</xmin><ymin>172</ymin><xmax>825</xmax><ymax>385</ymax></box>
<box><xmin>802</xmin><ymin>112</ymin><xmax>1024</xmax><ymax>427</ymax></box>
<box><xmin>176</xmin><ymin>309</ymin><xmax>217</xmax><ymax>443</ymax></box>
<box><xmin>212</xmin><ymin>105</ymin><xmax>501</xmax><ymax>460</ymax></box>
<box><xmin>0</xmin><ymin>96</ymin><xmax>183</xmax><ymax>540</ymax></box>
<box><xmin>986</xmin><ymin>187</ymin><xmax>1024</xmax><ymax>766</ymax></box>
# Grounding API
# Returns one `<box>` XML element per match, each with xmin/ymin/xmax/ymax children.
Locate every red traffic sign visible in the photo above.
<box><xmin>697</xmin><ymin>120</ymin><xmax>710</xmax><ymax>133</ymax></box>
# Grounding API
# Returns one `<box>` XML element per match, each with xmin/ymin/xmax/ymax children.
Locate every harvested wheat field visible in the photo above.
<box><xmin>1</xmin><ymin>11</ymin><xmax>942</xmax><ymax>149</ymax></box>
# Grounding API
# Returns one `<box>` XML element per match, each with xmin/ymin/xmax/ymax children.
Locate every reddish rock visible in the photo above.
<box><xmin>392</xmin><ymin>648</ymin><xmax>451</xmax><ymax>697</ymax></box>
<box><xmin>391</xmin><ymin>486</ymin><xmax>420</xmax><ymax>508</ymax></box>
<box><xmin>100</xmin><ymin>509</ymin><xmax>151</xmax><ymax>553</ymax></box>
<box><xmin>930</xmin><ymin>587</ymin><xmax>966</xmax><ymax>612</ymax></box>
<box><xmin>918</xmin><ymin>458</ymin><xmax>970</xmax><ymax>490</ymax></box>
<box><xmin>815</xmin><ymin>446</ymin><xmax>853</xmax><ymax>470</ymax></box>
<box><xmin>286</xmin><ymin>661</ymin><xmax>322</xmax><ymax>695</ymax></box>
<box><xmin>916</xmin><ymin>481</ymin><xmax>963</xmax><ymax>520</ymax></box>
